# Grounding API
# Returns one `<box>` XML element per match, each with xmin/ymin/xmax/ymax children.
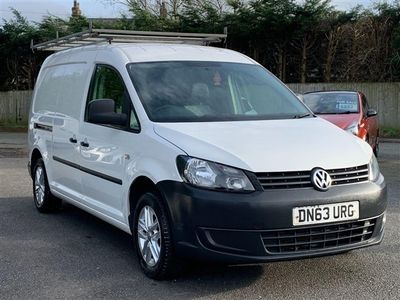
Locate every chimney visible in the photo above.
<box><xmin>160</xmin><ymin>2</ymin><xmax>167</xmax><ymax>19</ymax></box>
<box><xmin>71</xmin><ymin>0</ymin><xmax>82</xmax><ymax>17</ymax></box>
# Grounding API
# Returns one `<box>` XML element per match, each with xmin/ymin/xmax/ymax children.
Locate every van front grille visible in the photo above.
<box><xmin>328</xmin><ymin>164</ymin><xmax>369</xmax><ymax>186</ymax></box>
<box><xmin>261</xmin><ymin>218</ymin><xmax>376</xmax><ymax>254</ymax></box>
<box><xmin>255</xmin><ymin>164</ymin><xmax>369</xmax><ymax>190</ymax></box>
<box><xmin>256</xmin><ymin>170</ymin><xmax>313</xmax><ymax>189</ymax></box>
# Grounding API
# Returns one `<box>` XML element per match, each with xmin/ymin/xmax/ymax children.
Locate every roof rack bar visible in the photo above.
<box><xmin>32</xmin><ymin>30</ymin><xmax>92</xmax><ymax>49</ymax></box>
<box><xmin>92</xmin><ymin>28</ymin><xmax>227</xmax><ymax>38</ymax></box>
<box><xmin>98</xmin><ymin>34</ymin><xmax>219</xmax><ymax>41</ymax></box>
<box><xmin>31</xmin><ymin>28</ymin><xmax>227</xmax><ymax>52</ymax></box>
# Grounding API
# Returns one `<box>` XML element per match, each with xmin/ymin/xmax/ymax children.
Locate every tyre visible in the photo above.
<box><xmin>132</xmin><ymin>192</ymin><xmax>179</xmax><ymax>280</ymax></box>
<box><xmin>32</xmin><ymin>158</ymin><xmax>62</xmax><ymax>213</ymax></box>
<box><xmin>373</xmin><ymin>136</ymin><xmax>379</xmax><ymax>157</ymax></box>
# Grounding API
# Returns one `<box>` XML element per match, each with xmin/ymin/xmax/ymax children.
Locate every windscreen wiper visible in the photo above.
<box><xmin>292</xmin><ymin>113</ymin><xmax>312</xmax><ymax>119</ymax></box>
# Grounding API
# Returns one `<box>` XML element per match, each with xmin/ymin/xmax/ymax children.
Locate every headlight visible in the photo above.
<box><xmin>177</xmin><ymin>156</ymin><xmax>255</xmax><ymax>192</ymax></box>
<box><xmin>345</xmin><ymin>121</ymin><xmax>359</xmax><ymax>136</ymax></box>
<box><xmin>369</xmin><ymin>155</ymin><xmax>380</xmax><ymax>181</ymax></box>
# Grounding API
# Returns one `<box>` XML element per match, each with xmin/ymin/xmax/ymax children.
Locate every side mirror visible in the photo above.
<box><xmin>367</xmin><ymin>109</ymin><xmax>377</xmax><ymax>117</ymax></box>
<box><xmin>87</xmin><ymin>99</ymin><xmax>127</xmax><ymax>126</ymax></box>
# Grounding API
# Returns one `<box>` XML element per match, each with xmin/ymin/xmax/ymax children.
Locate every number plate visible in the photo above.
<box><xmin>292</xmin><ymin>201</ymin><xmax>359</xmax><ymax>226</ymax></box>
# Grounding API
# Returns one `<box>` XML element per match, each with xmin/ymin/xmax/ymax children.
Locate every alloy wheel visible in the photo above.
<box><xmin>34</xmin><ymin>166</ymin><xmax>45</xmax><ymax>206</ymax></box>
<box><xmin>137</xmin><ymin>205</ymin><xmax>161</xmax><ymax>267</ymax></box>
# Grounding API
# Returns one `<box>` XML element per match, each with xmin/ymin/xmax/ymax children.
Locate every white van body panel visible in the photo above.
<box><xmin>51</xmin><ymin>62</ymin><xmax>90</xmax><ymax>198</ymax></box>
<box><xmin>51</xmin><ymin>188</ymin><xmax>131</xmax><ymax>233</ymax></box>
<box><xmin>153</xmin><ymin>117</ymin><xmax>372</xmax><ymax>172</ymax></box>
<box><xmin>77</xmin><ymin>123</ymin><xmax>184</xmax><ymax>225</ymax></box>
<box><xmin>29</xmin><ymin>114</ymin><xmax>53</xmax><ymax>176</ymax></box>
<box><xmin>118</xmin><ymin>44</ymin><xmax>254</xmax><ymax>64</ymax></box>
<box><xmin>28</xmin><ymin>55</ymin><xmax>59</xmax><ymax>181</ymax></box>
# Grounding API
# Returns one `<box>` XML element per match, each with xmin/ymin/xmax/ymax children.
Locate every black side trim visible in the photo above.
<box><xmin>53</xmin><ymin>156</ymin><xmax>123</xmax><ymax>185</ymax></box>
<box><xmin>34</xmin><ymin>123</ymin><xmax>53</xmax><ymax>132</ymax></box>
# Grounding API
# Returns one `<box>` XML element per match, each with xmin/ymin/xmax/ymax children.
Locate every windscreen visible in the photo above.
<box><xmin>303</xmin><ymin>92</ymin><xmax>359</xmax><ymax>114</ymax></box>
<box><xmin>127</xmin><ymin>61</ymin><xmax>311</xmax><ymax>122</ymax></box>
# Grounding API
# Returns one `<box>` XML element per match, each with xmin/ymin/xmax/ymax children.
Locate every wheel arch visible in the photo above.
<box><xmin>30</xmin><ymin>148</ymin><xmax>43</xmax><ymax>177</ymax></box>
<box><xmin>127</xmin><ymin>176</ymin><xmax>174</xmax><ymax>233</ymax></box>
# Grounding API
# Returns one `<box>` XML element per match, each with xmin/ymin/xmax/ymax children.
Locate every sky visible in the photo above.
<box><xmin>0</xmin><ymin>0</ymin><xmax>127</xmax><ymax>23</ymax></box>
<box><xmin>0</xmin><ymin>0</ymin><xmax>387</xmax><ymax>24</ymax></box>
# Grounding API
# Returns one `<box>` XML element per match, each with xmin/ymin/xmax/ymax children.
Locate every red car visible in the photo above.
<box><xmin>302</xmin><ymin>90</ymin><xmax>379</xmax><ymax>156</ymax></box>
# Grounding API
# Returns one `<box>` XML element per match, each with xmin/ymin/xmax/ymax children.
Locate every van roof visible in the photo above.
<box><xmin>51</xmin><ymin>43</ymin><xmax>256</xmax><ymax>65</ymax></box>
<box><xmin>119</xmin><ymin>44</ymin><xmax>254</xmax><ymax>64</ymax></box>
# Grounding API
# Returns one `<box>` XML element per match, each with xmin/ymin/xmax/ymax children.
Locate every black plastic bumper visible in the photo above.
<box><xmin>157</xmin><ymin>176</ymin><xmax>387</xmax><ymax>263</ymax></box>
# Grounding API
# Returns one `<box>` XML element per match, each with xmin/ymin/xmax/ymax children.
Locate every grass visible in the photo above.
<box><xmin>0</xmin><ymin>123</ymin><xmax>28</xmax><ymax>132</ymax></box>
<box><xmin>381</xmin><ymin>127</ymin><xmax>400</xmax><ymax>139</ymax></box>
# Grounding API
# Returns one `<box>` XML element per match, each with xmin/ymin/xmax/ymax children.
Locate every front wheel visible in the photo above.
<box><xmin>133</xmin><ymin>192</ymin><xmax>179</xmax><ymax>280</ymax></box>
<box><xmin>32</xmin><ymin>158</ymin><xmax>62</xmax><ymax>213</ymax></box>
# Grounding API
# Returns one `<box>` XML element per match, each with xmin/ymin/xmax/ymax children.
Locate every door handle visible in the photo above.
<box><xmin>80</xmin><ymin>141</ymin><xmax>89</xmax><ymax>147</ymax></box>
<box><xmin>69</xmin><ymin>137</ymin><xmax>77</xmax><ymax>144</ymax></box>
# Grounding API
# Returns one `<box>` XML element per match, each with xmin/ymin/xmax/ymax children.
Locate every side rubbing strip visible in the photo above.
<box><xmin>34</xmin><ymin>123</ymin><xmax>53</xmax><ymax>132</ymax></box>
<box><xmin>53</xmin><ymin>156</ymin><xmax>123</xmax><ymax>185</ymax></box>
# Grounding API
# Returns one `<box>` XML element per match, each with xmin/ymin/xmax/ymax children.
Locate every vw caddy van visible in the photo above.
<box><xmin>28</xmin><ymin>44</ymin><xmax>387</xmax><ymax>279</ymax></box>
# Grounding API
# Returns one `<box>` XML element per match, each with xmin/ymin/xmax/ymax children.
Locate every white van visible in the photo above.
<box><xmin>28</xmin><ymin>43</ymin><xmax>387</xmax><ymax>279</ymax></box>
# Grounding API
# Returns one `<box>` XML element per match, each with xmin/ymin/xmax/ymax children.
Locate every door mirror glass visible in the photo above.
<box><xmin>367</xmin><ymin>108</ymin><xmax>377</xmax><ymax>117</ymax></box>
<box><xmin>88</xmin><ymin>99</ymin><xmax>127</xmax><ymax>126</ymax></box>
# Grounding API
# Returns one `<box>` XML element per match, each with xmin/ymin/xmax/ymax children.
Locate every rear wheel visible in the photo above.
<box><xmin>32</xmin><ymin>158</ymin><xmax>62</xmax><ymax>213</ymax></box>
<box><xmin>133</xmin><ymin>192</ymin><xmax>180</xmax><ymax>280</ymax></box>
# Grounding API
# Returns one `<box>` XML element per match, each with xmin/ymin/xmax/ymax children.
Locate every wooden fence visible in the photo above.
<box><xmin>1</xmin><ymin>83</ymin><xmax>399</xmax><ymax>127</ymax></box>
<box><xmin>0</xmin><ymin>91</ymin><xmax>32</xmax><ymax>125</ymax></box>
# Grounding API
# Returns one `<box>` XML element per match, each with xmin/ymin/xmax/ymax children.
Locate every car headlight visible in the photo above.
<box><xmin>369</xmin><ymin>155</ymin><xmax>380</xmax><ymax>181</ymax></box>
<box><xmin>345</xmin><ymin>121</ymin><xmax>359</xmax><ymax>136</ymax></box>
<box><xmin>177</xmin><ymin>156</ymin><xmax>255</xmax><ymax>192</ymax></box>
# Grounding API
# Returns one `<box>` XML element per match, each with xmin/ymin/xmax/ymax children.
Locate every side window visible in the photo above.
<box><xmin>86</xmin><ymin>65</ymin><xmax>140</xmax><ymax>131</ymax></box>
<box><xmin>130</xmin><ymin>109</ymin><xmax>139</xmax><ymax>130</ymax></box>
<box><xmin>87</xmin><ymin>65</ymin><xmax>124</xmax><ymax>113</ymax></box>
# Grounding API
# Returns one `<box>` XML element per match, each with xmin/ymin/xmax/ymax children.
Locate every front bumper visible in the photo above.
<box><xmin>157</xmin><ymin>175</ymin><xmax>387</xmax><ymax>263</ymax></box>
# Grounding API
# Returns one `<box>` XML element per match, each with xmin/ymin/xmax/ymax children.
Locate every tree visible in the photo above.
<box><xmin>291</xmin><ymin>0</ymin><xmax>333</xmax><ymax>83</ymax></box>
<box><xmin>178</xmin><ymin>0</ymin><xmax>225</xmax><ymax>33</ymax></box>
<box><xmin>0</xmin><ymin>9</ymin><xmax>40</xmax><ymax>90</ymax></box>
<box><xmin>2</xmin><ymin>1</ymin><xmax>400</xmax><ymax>90</ymax></box>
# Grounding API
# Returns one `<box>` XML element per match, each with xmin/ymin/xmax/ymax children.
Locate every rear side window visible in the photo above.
<box><xmin>86</xmin><ymin>65</ymin><xmax>140</xmax><ymax>131</ymax></box>
<box><xmin>34</xmin><ymin>63</ymin><xmax>89</xmax><ymax>119</ymax></box>
<box><xmin>34</xmin><ymin>67</ymin><xmax>63</xmax><ymax>114</ymax></box>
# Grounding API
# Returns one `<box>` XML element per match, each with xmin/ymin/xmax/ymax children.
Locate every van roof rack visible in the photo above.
<box><xmin>31</xmin><ymin>26</ymin><xmax>227</xmax><ymax>52</ymax></box>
